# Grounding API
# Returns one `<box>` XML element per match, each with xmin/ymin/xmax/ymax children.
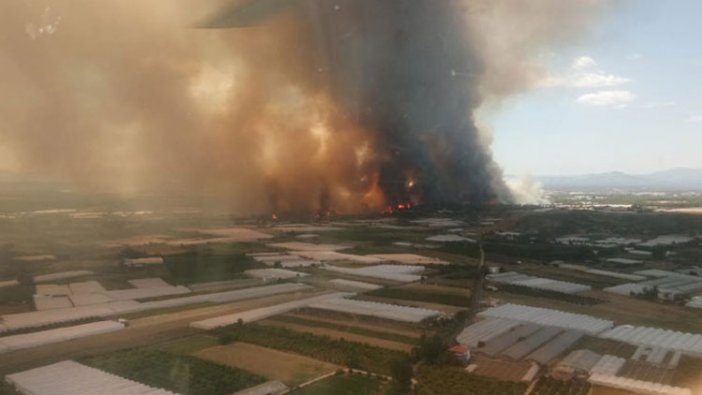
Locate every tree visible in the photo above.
<box><xmin>414</xmin><ymin>335</ymin><xmax>445</xmax><ymax>364</ymax></box>
<box><xmin>390</xmin><ymin>358</ymin><xmax>413</xmax><ymax>394</ymax></box>
<box><xmin>218</xmin><ymin>332</ymin><xmax>235</xmax><ymax>345</ymax></box>
<box><xmin>345</xmin><ymin>351</ymin><xmax>361</xmax><ymax>370</ymax></box>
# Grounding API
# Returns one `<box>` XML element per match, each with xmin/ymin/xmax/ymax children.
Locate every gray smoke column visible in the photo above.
<box><xmin>0</xmin><ymin>0</ymin><xmax>605</xmax><ymax>214</ymax></box>
<box><xmin>312</xmin><ymin>1</ymin><xmax>508</xmax><ymax>207</ymax></box>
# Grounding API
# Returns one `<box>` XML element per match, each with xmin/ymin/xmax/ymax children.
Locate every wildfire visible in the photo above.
<box><xmin>381</xmin><ymin>201</ymin><xmax>413</xmax><ymax>214</ymax></box>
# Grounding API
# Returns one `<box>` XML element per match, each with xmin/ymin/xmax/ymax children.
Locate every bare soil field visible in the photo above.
<box><xmin>470</xmin><ymin>354</ymin><xmax>532</xmax><ymax>382</ymax></box>
<box><xmin>259</xmin><ymin>319</ymin><xmax>413</xmax><ymax>352</ymax></box>
<box><xmin>194</xmin><ymin>342</ymin><xmax>338</xmax><ymax>386</ymax></box>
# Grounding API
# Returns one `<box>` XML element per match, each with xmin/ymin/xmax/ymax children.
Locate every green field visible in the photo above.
<box><xmin>80</xmin><ymin>348</ymin><xmax>264</xmax><ymax>395</ymax></box>
<box><xmin>151</xmin><ymin>334</ymin><xmax>219</xmax><ymax>355</ymax></box>
<box><xmin>163</xmin><ymin>243</ymin><xmax>266</xmax><ymax>284</ymax></box>
<box><xmin>267</xmin><ymin>315</ymin><xmax>419</xmax><ymax>345</ymax></box>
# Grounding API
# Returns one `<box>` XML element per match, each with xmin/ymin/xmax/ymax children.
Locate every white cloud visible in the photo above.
<box><xmin>542</xmin><ymin>56</ymin><xmax>630</xmax><ymax>88</ymax></box>
<box><xmin>576</xmin><ymin>90</ymin><xmax>636</xmax><ymax>108</ymax></box>
<box><xmin>543</xmin><ymin>72</ymin><xmax>630</xmax><ymax>88</ymax></box>
<box><xmin>687</xmin><ymin>115</ymin><xmax>702</xmax><ymax>123</ymax></box>
<box><xmin>572</xmin><ymin>56</ymin><xmax>597</xmax><ymax>70</ymax></box>
<box><xmin>570</xmin><ymin>73</ymin><xmax>630</xmax><ymax>88</ymax></box>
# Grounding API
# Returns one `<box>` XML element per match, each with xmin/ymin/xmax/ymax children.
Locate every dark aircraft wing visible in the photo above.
<box><xmin>197</xmin><ymin>0</ymin><xmax>303</xmax><ymax>28</ymax></box>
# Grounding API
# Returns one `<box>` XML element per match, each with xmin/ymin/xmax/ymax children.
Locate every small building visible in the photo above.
<box><xmin>123</xmin><ymin>257</ymin><xmax>164</xmax><ymax>267</ymax></box>
<box><xmin>449</xmin><ymin>344</ymin><xmax>471</xmax><ymax>363</ymax></box>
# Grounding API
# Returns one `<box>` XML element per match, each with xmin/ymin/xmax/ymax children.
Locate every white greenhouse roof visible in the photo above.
<box><xmin>35</xmin><ymin>284</ymin><xmax>71</xmax><ymax>296</ymax></box>
<box><xmin>599</xmin><ymin>325</ymin><xmax>702</xmax><ymax>357</ymax></box>
<box><xmin>0</xmin><ymin>280</ymin><xmax>19</xmax><ymax>289</ymax></box>
<box><xmin>309</xmin><ymin>297</ymin><xmax>441</xmax><ymax>323</ymax></box>
<box><xmin>33</xmin><ymin>270</ymin><xmax>93</xmax><ymax>283</ymax></box>
<box><xmin>127</xmin><ymin>278</ymin><xmax>172</xmax><ymax>289</ymax></box>
<box><xmin>606</xmin><ymin>258</ymin><xmax>644</xmax><ymax>265</ymax></box>
<box><xmin>639</xmin><ymin>235</ymin><xmax>694</xmax><ymax>247</ymax></box>
<box><xmin>6</xmin><ymin>360</ymin><xmax>177</xmax><ymax>395</ymax></box>
<box><xmin>69</xmin><ymin>281</ymin><xmax>106</xmax><ymax>294</ymax></box>
<box><xmin>590</xmin><ymin>354</ymin><xmax>626</xmax><ymax>376</ymax></box>
<box><xmin>1</xmin><ymin>283</ymin><xmax>311</xmax><ymax>331</ymax></box>
<box><xmin>190</xmin><ymin>292</ymin><xmax>350</xmax><ymax>330</ymax></box>
<box><xmin>686</xmin><ymin>296</ymin><xmax>702</xmax><ymax>309</ymax></box>
<box><xmin>123</xmin><ymin>257</ymin><xmax>164</xmax><ymax>266</ymax></box>
<box><xmin>0</xmin><ymin>321</ymin><xmax>124</xmax><ymax>354</ymax></box>
<box><xmin>33</xmin><ymin>295</ymin><xmax>73</xmax><ymax>311</ymax></box>
<box><xmin>479</xmin><ymin>304</ymin><xmax>613</xmax><ymax>335</ymax></box>
<box><xmin>328</xmin><ymin>279</ymin><xmax>382</xmax><ymax>291</ymax></box>
<box><xmin>526</xmin><ymin>330</ymin><xmax>585</xmax><ymax>365</ymax></box>
<box><xmin>323</xmin><ymin>264</ymin><xmax>424</xmax><ymax>282</ymax></box>
<box><xmin>487</xmin><ymin>272</ymin><xmax>591</xmax><ymax>294</ymax></box>
<box><xmin>457</xmin><ymin>318</ymin><xmax>521</xmax><ymax>348</ymax></box>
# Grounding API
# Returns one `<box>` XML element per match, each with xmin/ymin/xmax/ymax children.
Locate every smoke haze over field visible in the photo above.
<box><xmin>0</xmin><ymin>0</ymin><xmax>604</xmax><ymax>213</ymax></box>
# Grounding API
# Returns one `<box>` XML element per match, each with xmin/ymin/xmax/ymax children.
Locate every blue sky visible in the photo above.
<box><xmin>491</xmin><ymin>0</ymin><xmax>702</xmax><ymax>176</ymax></box>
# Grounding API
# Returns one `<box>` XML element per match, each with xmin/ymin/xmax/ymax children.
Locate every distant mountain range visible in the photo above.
<box><xmin>536</xmin><ymin>168</ymin><xmax>702</xmax><ymax>192</ymax></box>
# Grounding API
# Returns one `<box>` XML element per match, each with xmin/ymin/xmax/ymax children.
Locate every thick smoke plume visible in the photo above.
<box><xmin>0</xmin><ymin>0</ymin><xmax>604</xmax><ymax>214</ymax></box>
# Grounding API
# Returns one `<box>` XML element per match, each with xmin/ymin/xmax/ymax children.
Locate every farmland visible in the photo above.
<box><xmin>194</xmin><ymin>342</ymin><xmax>338</xmax><ymax>386</ymax></box>
<box><xmin>266</xmin><ymin>315</ymin><xmax>420</xmax><ymax>345</ymax></box>
<box><xmin>210</xmin><ymin>323</ymin><xmax>408</xmax><ymax>375</ymax></box>
<box><xmin>1</xmin><ymin>185</ymin><xmax>702</xmax><ymax>395</ymax></box>
<box><xmin>261</xmin><ymin>317</ymin><xmax>415</xmax><ymax>352</ymax></box>
<box><xmin>415</xmin><ymin>366</ymin><xmax>527</xmax><ymax>395</ymax></box>
<box><xmin>80</xmin><ymin>348</ymin><xmax>265</xmax><ymax>395</ymax></box>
